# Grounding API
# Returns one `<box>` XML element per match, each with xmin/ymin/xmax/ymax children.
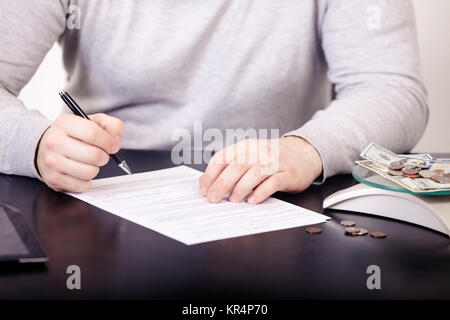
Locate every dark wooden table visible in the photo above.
<box><xmin>0</xmin><ymin>150</ymin><xmax>449</xmax><ymax>299</ymax></box>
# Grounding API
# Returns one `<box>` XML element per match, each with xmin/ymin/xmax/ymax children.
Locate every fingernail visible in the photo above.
<box><xmin>207</xmin><ymin>191</ymin><xmax>217</xmax><ymax>203</ymax></box>
<box><xmin>247</xmin><ymin>195</ymin><xmax>257</xmax><ymax>204</ymax></box>
<box><xmin>200</xmin><ymin>186</ymin><xmax>208</xmax><ymax>196</ymax></box>
<box><xmin>111</xmin><ymin>144</ymin><xmax>120</xmax><ymax>154</ymax></box>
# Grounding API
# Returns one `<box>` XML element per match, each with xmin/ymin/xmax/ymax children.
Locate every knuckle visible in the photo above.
<box><xmin>53</xmin><ymin>114</ymin><xmax>69</xmax><ymax>126</ymax></box>
<box><xmin>115</xmin><ymin>118</ymin><xmax>125</xmax><ymax>132</ymax></box>
<box><xmin>45</xmin><ymin>134</ymin><xmax>60</xmax><ymax>150</ymax></box>
<box><xmin>251</xmin><ymin>165</ymin><xmax>263</xmax><ymax>177</ymax></box>
<box><xmin>85</xmin><ymin>127</ymin><xmax>98</xmax><ymax>142</ymax></box>
<box><xmin>215</xmin><ymin>175</ymin><xmax>226</xmax><ymax>187</ymax></box>
<box><xmin>44</xmin><ymin>155</ymin><xmax>57</xmax><ymax>169</ymax></box>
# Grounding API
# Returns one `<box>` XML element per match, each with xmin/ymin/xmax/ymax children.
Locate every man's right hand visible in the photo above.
<box><xmin>36</xmin><ymin>113</ymin><xmax>125</xmax><ymax>192</ymax></box>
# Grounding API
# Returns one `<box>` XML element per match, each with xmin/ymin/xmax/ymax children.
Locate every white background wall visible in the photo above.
<box><xmin>18</xmin><ymin>0</ymin><xmax>450</xmax><ymax>153</ymax></box>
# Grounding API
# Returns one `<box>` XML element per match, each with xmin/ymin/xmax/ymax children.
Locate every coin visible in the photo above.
<box><xmin>340</xmin><ymin>220</ymin><xmax>356</xmax><ymax>227</ymax></box>
<box><xmin>403</xmin><ymin>158</ymin><xmax>428</xmax><ymax>168</ymax></box>
<box><xmin>418</xmin><ymin>170</ymin><xmax>435</xmax><ymax>179</ymax></box>
<box><xmin>356</xmin><ymin>228</ymin><xmax>368</xmax><ymax>236</ymax></box>
<box><xmin>388</xmin><ymin>169</ymin><xmax>404</xmax><ymax>176</ymax></box>
<box><xmin>344</xmin><ymin>227</ymin><xmax>360</xmax><ymax>235</ymax></box>
<box><xmin>389</xmin><ymin>161</ymin><xmax>405</xmax><ymax>170</ymax></box>
<box><xmin>370</xmin><ymin>231</ymin><xmax>387</xmax><ymax>238</ymax></box>
<box><xmin>345</xmin><ymin>227</ymin><xmax>368</xmax><ymax>236</ymax></box>
<box><xmin>431</xmin><ymin>175</ymin><xmax>450</xmax><ymax>184</ymax></box>
<box><xmin>306</xmin><ymin>227</ymin><xmax>322</xmax><ymax>234</ymax></box>
<box><xmin>403</xmin><ymin>174</ymin><xmax>420</xmax><ymax>178</ymax></box>
<box><xmin>402</xmin><ymin>167</ymin><xmax>420</xmax><ymax>175</ymax></box>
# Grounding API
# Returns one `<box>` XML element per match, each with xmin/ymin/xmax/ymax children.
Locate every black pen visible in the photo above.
<box><xmin>58</xmin><ymin>91</ymin><xmax>132</xmax><ymax>175</ymax></box>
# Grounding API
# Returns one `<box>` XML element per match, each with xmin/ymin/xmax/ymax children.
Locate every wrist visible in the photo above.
<box><xmin>281</xmin><ymin>136</ymin><xmax>323</xmax><ymax>180</ymax></box>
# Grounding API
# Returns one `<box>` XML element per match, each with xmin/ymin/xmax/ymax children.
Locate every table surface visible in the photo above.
<box><xmin>0</xmin><ymin>150</ymin><xmax>449</xmax><ymax>300</ymax></box>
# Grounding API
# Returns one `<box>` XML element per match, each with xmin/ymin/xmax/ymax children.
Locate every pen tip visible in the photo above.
<box><xmin>119</xmin><ymin>161</ymin><xmax>132</xmax><ymax>175</ymax></box>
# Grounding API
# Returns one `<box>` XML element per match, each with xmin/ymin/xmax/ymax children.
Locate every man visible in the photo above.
<box><xmin>0</xmin><ymin>0</ymin><xmax>428</xmax><ymax>204</ymax></box>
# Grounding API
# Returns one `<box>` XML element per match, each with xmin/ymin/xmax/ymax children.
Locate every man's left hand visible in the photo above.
<box><xmin>199</xmin><ymin>136</ymin><xmax>323</xmax><ymax>204</ymax></box>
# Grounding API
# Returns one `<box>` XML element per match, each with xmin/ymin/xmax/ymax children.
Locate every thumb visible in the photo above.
<box><xmin>90</xmin><ymin>113</ymin><xmax>125</xmax><ymax>139</ymax></box>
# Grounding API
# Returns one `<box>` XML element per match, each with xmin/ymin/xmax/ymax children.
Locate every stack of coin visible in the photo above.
<box><xmin>388</xmin><ymin>159</ymin><xmax>449</xmax><ymax>184</ymax></box>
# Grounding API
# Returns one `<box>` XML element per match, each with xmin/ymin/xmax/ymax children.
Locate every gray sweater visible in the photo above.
<box><xmin>0</xmin><ymin>0</ymin><xmax>428</xmax><ymax>182</ymax></box>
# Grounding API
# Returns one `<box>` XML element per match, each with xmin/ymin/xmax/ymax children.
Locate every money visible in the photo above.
<box><xmin>431</xmin><ymin>175</ymin><xmax>450</xmax><ymax>184</ymax></box>
<box><xmin>402</xmin><ymin>167</ymin><xmax>420</xmax><ymax>175</ymax></box>
<box><xmin>340</xmin><ymin>220</ymin><xmax>356</xmax><ymax>227</ymax></box>
<box><xmin>306</xmin><ymin>227</ymin><xmax>322</xmax><ymax>234</ymax></box>
<box><xmin>388</xmin><ymin>169</ymin><xmax>404</xmax><ymax>176</ymax></box>
<box><xmin>370</xmin><ymin>232</ymin><xmax>387</xmax><ymax>239</ymax></box>
<box><xmin>304</xmin><ymin>219</ymin><xmax>388</xmax><ymax>240</ymax></box>
<box><xmin>418</xmin><ymin>170</ymin><xmax>435</xmax><ymax>179</ymax></box>
<box><xmin>389</xmin><ymin>161</ymin><xmax>405</xmax><ymax>170</ymax></box>
<box><xmin>356</xmin><ymin>143</ymin><xmax>450</xmax><ymax>192</ymax></box>
<box><xmin>345</xmin><ymin>227</ymin><xmax>368</xmax><ymax>236</ymax></box>
<box><xmin>361</xmin><ymin>143</ymin><xmax>404</xmax><ymax>167</ymax></box>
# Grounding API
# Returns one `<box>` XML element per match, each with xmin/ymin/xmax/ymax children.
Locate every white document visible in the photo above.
<box><xmin>67</xmin><ymin>166</ymin><xmax>329</xmax><ymax>245</ymax></box>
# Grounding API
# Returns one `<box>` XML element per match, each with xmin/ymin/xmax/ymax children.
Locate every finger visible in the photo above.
<box><xmin>198</xmin><ymin>146</ymin><xmax>237</xmax><ymax>196</ymax></box>
<box><xmin>51</xmin><ymin>155</ymin><xmax>100</xmax><ymax>181</ymax></box>
<box><xmin>90</xmin><ymin>113</ymin><xmax>125</xmax><ymax>138</ymax></box>
<box><xmin>206</xmin><ymin>161</ymin><xmax>251</xmax><ymax>203</ymax></box>
<box><xmin>228</xmin><ymin>165</ymin><xmax>272</xmax><ymax>203</ymax></box>
<box><xmin>247</xmin><ymin>172</ymin><xmax>287</xmax><ymax>204</ymax></box>
<box><xmin>48</xmin><ymin>135</ymin><xmax>110</xmax><ymax>166</ymax></box>
<box><xmin>61</xmin><ymin>116</ymin><xmax>119</xmax><ymax>154</ymax></box>
<box><xmin>45</xmin><ymin>172</ymin><xmax>92</xmax><ymax>193</ymax></box>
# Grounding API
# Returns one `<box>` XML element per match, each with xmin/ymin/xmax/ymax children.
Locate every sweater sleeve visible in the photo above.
<box><xmin>0</xmin><ymin>0</ymin><xmax>69</xmax><ymax>178</ymax></box>
<box><xmin>284</xmin><ymin>0</ymin><xmax>428</xmax><ymax>182</ymax></box>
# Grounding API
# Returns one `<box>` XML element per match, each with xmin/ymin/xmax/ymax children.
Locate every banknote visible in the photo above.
<box><xmin>360</xmin><ymin>143</ymin><xmax>405</xmax><ymax>167</ymax></box>
<box><xmin>355</xmin><ymin>160</ymin><xmax>427</xmax><ymax>193</ymax></box>
<box><xmin>358</xmin><ymin>143</ymin><xmax>450</xmax><ymax>192</ymax></box>
<box><xmin>428</xmin><ymin>159</ymin><xmax>450</xmax><ymax>175</ymax></box>
<box><xmin>355</xmin><ymin>160</ymin><xmax>450</xmax><ymax>193</ymax></box>
<box><xmin>399</xmin><ymin>153</ymin><xmax>433</xmax><ymax>161</ymax></box>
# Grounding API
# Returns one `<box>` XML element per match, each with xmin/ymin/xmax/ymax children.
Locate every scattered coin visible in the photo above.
<box><xmin>355</xmin><ymin>228</ymin><xmax>368</xmax><ymax>236</ymax></box>
<box><xmin>370</xmin><ymin>232</ymin><xmax>387</xmax><ymax>239</ymax></box>
<box><xmin>388</xmin><ymin>169</ymin><xmax>404</xmax><ymax>176</ymax></box>
<box><xmin>340</xmin><ymin>220</ymin><xmax>356</xmax><ymax>227</ymax></box>
<box><xmin>345</xmin><ymin>227</ymin><xmax>360</xmax><ymax>236</ymax></box>
<box><xmin>306</xmin><ymin>227</ymin><xmax>322</xmax><ymax>234</ymax></box>
<box><xmin>345</xmin><ymin>227</ymin><xmax>368</xmax><ymax>236</ymax></box>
